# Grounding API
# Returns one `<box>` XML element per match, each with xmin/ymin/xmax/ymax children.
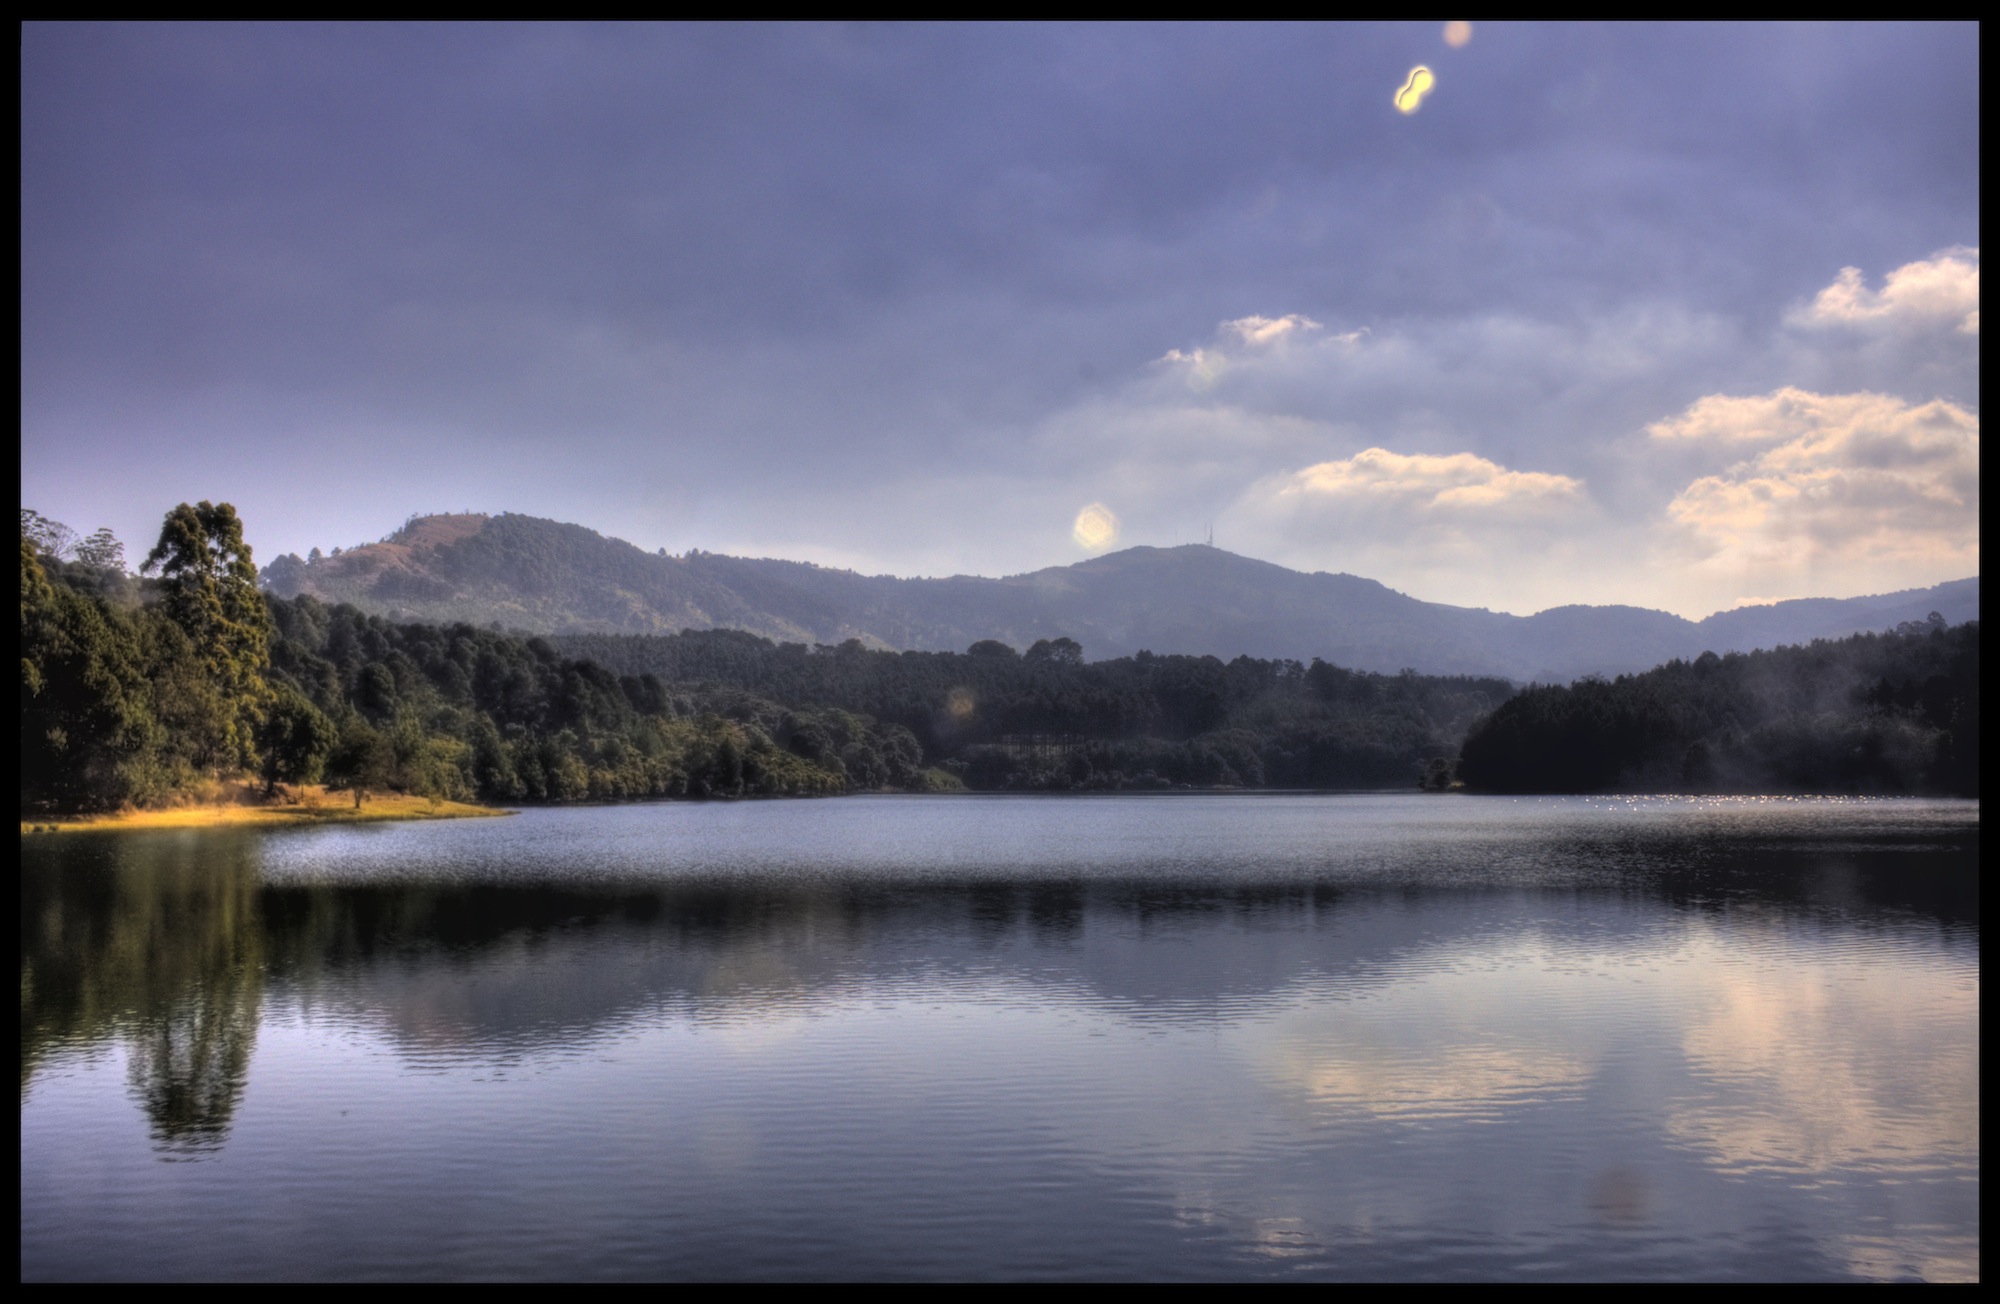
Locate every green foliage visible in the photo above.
<box><xmin>21</xmin><ymin>509</ymin><xmax>79</xmax><ymax>561</ymax></box>
<box><xmin>912</xmin><ymin>767</ymin><xmax>969</xmax><ymax>793</ymax></box>
<box><xmin>138</xmin><ymin>617</ymin><xmax>232</xmax><ymax>788</ymax></box>
<box><xmin>25</xmin><ymin>501</ymin><xmax>1978</xmax><ymax>814</ymax></box>
<box><xmin>142</xmin><ymin>502</ymin><xmax>273</xmax><ymax>772</ymax></box>
<box><xmin>324</xmin><ymin>715</ymin><xmax>396</xmax><ymax>805</ymax></box>
<box><xmin>259</xmin><ymin>685</ymin><xmax>337</xmax><ymax>794</ymax></box>
<box><xmin>258</xmin><ymin>596</ymin><xmax>857</xmax><ymax>803</ymax></box>
<box><xmin>552</xmin><ymin>627</ymin><xmax>1514</xmax><ymax>792</ymax></box>
<box><xmin>20</xmin><ymin>541</ymin><xmax>164</xmax><ymax>810</ymax></box>
<box><xmin>1025</xmin><ymin>637</ymin><xmax>1084</xmax><ymax>666</ymax></box>
<box><xmin>21</xmin><ymin>535</ymin><xmax>54</xmax><ymax>627</ymax></box>
<box><xmin>1419</xmin><ymin>757</ymin><xmax>1456</xmax><ymax>791</ymax></box>
<box><xmin>22</xmin><ymin>836</ymin><xmax>265</xmax><ymax>1151</ymax></box>
<box><xmin>76</xmin><ymin>527</ymin><xmax>127</xmax><ymax>573</ymax></box>
<box><xmin>1457</xmin><ymin>622</ymin><xmax>1979</xmax><ymax>795</ymax></box>
<box><xmin>967</xmin><ymin>639</ymin><xmax>1020</xmax><ymax>659</ymax></box>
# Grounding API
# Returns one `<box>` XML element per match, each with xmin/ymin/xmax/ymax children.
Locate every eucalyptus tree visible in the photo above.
<box><xmin>75</xmin><ymin>527</ymin><xmax>127</xmax><ymax>573</ymax></box>
<box><xmin>20</xmin><ymin>509</ymin><xmax>78</xmax><ymax>561</ymax></box>
<box><xmin>142</xmin><ymin>502</ymin><xmax>273</xmax><ymax>774</ymax></box>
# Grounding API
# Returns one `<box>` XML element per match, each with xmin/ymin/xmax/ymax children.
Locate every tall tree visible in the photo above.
<box><xmin>142</xmin><ymin>502</ymin><xmax>273</xmax><ymax>774</ymax></box>
<box><xmin>20</xmin><ymin>509</ymin><xmax>78</xmax><ymax>561</ymax></box>
<box><xmin>75</xmin><ymin>527</ymin><xmax>127</xmax><ymax>573</ymax></box>
<box><xmin>20</xmin><ymin>538</ymin><xmax>165</xmax><ymax>810</ymax></box>
<box><xmin>259</xmin><ymin>683</ymin><xmax>337</xmax><ymax>796</ymax></box>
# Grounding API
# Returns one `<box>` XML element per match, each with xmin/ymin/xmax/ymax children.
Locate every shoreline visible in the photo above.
<box><xmin>22</xmin><ymin>788</ymin><xmax>512</xmax><ymax>834</ymax></box>
<box><xmin>25</xmin><ymin>786</ymin><xmax>1968</xmax><ymax>835</ymax></box>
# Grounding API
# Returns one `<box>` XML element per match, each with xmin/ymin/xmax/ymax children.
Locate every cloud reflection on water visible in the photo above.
<box><xmin>21</xmin><ymin>798</ymin><xmax>1979</xmax><ymax>1281</ymax></box>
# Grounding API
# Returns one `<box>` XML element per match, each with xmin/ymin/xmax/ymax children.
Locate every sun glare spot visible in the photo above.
<box><xmin>1395</xmin><ymin>66</ymin><xmax>1436</xmax><ymax>115</ymax></box>
<box><xmin>1072</xmin><ymin>503</ymin><xmax>1120</xmax><ymax>551</ymax></box>
<box><xmin>1443</xmin><ymin>21</ymin><xmax>1472</xmax><ymax>49</ymax></box>
<box><xmin>1164</xmin><ymin>346</ymin><xmax>1227</xmax><ymax>391</ymax></box>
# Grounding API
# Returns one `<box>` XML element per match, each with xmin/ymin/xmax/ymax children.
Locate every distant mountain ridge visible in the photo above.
<box><xmin>259</xmin><ymin>513</ymin><xmax>1980</xmax><ymax>684</ymax></box>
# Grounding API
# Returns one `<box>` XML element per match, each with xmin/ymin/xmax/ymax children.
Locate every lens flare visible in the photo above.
<box><xmin>1395</xmin><ymin>65</ymin><xmax>1436</xmax><ymax>115</ymax></box>
<box><xmin>1443</xmin><ymin>21</ymin><xmax>1472</xmax><ymax>48</ymax></box>
<box><xmin>1188</xmin><ymin>351</ymin><xmax>1226</xmax><ymax>391</ymax></box>
<box><xmin>1072</xmin><ymin>503</ymin><xmax>1119</xmax><ymax>551</ymax></box>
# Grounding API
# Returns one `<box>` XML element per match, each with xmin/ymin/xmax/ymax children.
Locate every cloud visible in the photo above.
<box><xmin>1222</xmin><ymin>314</ymin><xmax>1322</xmax><ymax>347</ymax></box>
<box><xmin>1143</xmin><ymin>302</ymin><xmax>1747</xmax><ymax>462</ymax></box>
<box><xmin>21</xmin><ymin>23</ymin><xmax>1980</xmax><ymax>612</ymax></box>
<box><xmin>1656</xmin><ymin>388</ymin><xmax>1978</xmax><ymax>580</ymax></box>
<box><xmin>1790</xmin><ymin>246</ymin><xmax>1979</xmax><ymax>335</ymax></box>
<box><xmin>1666</xmin><ymin>925</ymin><xmax>1978</xmax><ymax>1192</ymax></box>
<box><xmin>1279</xmin><ymin>1040</ymin><xmax>1592</xmax><ymax>1123</ymax></box>
<box><xmin>1267</xmin><ymin>448</ymin><xmax>1586</xmax><ymax>516</ymax></box>
<box><xmin>1209</xmin><ymin>447</ymin><xmax>1603</xmax><ymax>611</ymax></box>
<box><xmin>1153</xmin><ymin>313</ymin><xmax>1330</xmax><ymax>392</ymax></box>
<box><xmin>1646</xmin><ymin>385</ymin><xmax>1927</xmax><ymax>445</ymax></box>
<box><xmin>1030</xmin><ymin>274</ymin><xmax>1970</xmax><ymax>617</ymax></box>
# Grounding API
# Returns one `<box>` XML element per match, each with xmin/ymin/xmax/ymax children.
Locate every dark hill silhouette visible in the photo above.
<box><xmin>259</xmin><ymin>513</ymin><xmax>1979</xmax><ymax>683</ymax></box>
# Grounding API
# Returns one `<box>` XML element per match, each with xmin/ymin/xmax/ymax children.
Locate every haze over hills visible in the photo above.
<box><xmin>259</xmin><ymin>513</ymin><xmax>1980</xmax><ymax>684</ymax></box>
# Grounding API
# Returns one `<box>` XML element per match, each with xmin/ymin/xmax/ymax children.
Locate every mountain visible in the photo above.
<box><xmin>259</xmin><ymin>513</ymin><xmax>1980</xmax><ymax>684</ymax></box>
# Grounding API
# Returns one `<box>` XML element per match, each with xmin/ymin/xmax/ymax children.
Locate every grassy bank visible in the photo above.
<box><xmin>22</xmin><ymin>783</ymin><xmax>512</xmax><ymax>834</ymax></box>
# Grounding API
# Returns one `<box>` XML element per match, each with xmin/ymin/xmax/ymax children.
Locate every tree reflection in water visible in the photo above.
<box><xmin>22</xmin><ymin>831</ymin><xmax>263</xmax><ymax>1156</ymax></box>
<box><xmin>20</xmin><ymin>804</ymin><xmax>1978</xmax><ymax>1171</ymax></box>
<box><xmin>127</xmin><ymin>978</ymin><xmax>260</xmax><ymax>1156</ymax></box>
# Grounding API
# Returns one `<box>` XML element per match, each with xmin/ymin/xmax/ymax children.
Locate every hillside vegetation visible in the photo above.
<box><xmin>260</xmin><ymin>512</ymin><xmax>1979</xmax><ymax>683</ymax></box>
<box><xmin>24</xmin><ymin>504</ymin><xmax>1981</xmax><ymax>813</ymax></box>
<box><xmin>1459</xmin><ymin>618</ymin><xmax>1979</xmax><ymax>795</ymax></box>
<box><xmin>25</xmin><ymin>505</ymin><xmax>1507</xmax><ymax>811</ymax></box>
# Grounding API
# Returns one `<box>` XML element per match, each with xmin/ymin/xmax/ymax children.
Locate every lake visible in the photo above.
<box><xmin>20</xmin><ymin>793</ymin><xmax>1979</xmax><ymax>1281</ymax></box>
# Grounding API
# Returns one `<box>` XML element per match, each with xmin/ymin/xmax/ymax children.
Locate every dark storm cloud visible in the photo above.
<box><xmin>20</xmin><ymin>23</ymin><xmax>1978</xmax><ymax>610</ymax></box>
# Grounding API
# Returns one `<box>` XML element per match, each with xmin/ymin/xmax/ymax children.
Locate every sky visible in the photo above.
<box><xmin>20</xmin><ymin>22</ymin><xmax>1979</xmax><ymax>618</ymax></box>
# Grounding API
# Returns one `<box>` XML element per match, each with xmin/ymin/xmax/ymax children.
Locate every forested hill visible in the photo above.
<box><xmin>260</xmin><ymin>512</ymin><xmax>1979</xmax><ymax>683</ymax></box>
<box><xmin>1458</xmin><ymin>618</ymin><xmax>1979</xmax><ymax>795</ymax></box>
<box><xmin>22</xmin><ymin>512</ymin><xmax>1514</xmax><ymax>808</ymax></box>
<box><xmin>23</xmin><ymin>504</ymin><xmax>1980</xmax><ymax>811</ymax></box>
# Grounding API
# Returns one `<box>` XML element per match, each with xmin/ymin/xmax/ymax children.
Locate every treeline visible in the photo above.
<box><xmin>260</xmin><ymin>597</ymin><xmax>944</xmax><ymax>803</ymax></box>
<box><xmin>22</xmin><ymin>504</ymin><xmax>1510</xmax><ymax>811</ymax></box>
<box><xmin>23</xmin><ymin>506</ymin><xmax>272</xmax><ymax>812</ymax></box>
<box><xmin>1458</xmin><ymin>618</ymin><xmax>1979</xmax><ymax>795</ymax></box>
<box><xmin>26</xmin><ymin>503</ymin><xmax>1977</xmax><ymax>812</ymax></box>
<box><xmin>554</xmin><ymin>630</ymin><xmax>1512</xmax><ymax>791</ymax></box>
<box><xmin>21</xmin><ymin>505</ymin><xmax>938</xmax><ymax>813</ymax></box>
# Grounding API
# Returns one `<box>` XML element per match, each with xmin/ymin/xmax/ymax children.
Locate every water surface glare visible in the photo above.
<box><xmin>21</xmin><ymin>794</ymin><xmax>1978</xmax><ymax>1280</ymax></box>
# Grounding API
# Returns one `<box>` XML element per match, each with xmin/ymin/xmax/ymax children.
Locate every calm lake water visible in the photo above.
<box><xmin>20</xmin><ymin>794</ymin><xmax>1979</xmax><ymax>1281</ymax></box>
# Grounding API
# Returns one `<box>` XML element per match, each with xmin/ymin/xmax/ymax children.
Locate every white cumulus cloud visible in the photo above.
<box><xmin>1656</xmin><ymin>388</ymin><xmax>1978</xmax><ymax>587</ymax></box>
<box><xmin>1791</xmin><ymin>246</ymin><xmax>1979</xmax><ymax>335</ymax></box>
<box><xmin>1268</xmin><ymin>448</ymin><xmax>1586</xmax><ymax>515</ymax></box>
<box><xmin>1210</xmin><ymin>448</ymin><xmax>1601</xmax><ymax>611</ymax></box>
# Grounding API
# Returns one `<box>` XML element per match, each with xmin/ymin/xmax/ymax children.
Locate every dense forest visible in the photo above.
<box><xmin>1459</xmin><ymin>618</ymin><xmax>1979</xmax><ymax>795</ymax></box>
<box><xmin>23</xmin><ymin>506</ymin><xmax>874</xmax><ymax>811</ymax></box>
<box><xmin>20</xmin><ymin>504</ymin><xmax>1981</xmax><ymax>813</ymax></box>
<box><xmin>22</xmin><ymin>505</ymin><xmax>1505</xmax><ymax>811</ymax></box>
<box><xmin>552</xmin><ymin>628</ymin><xmax>1512</xmax><ymax>792</ymax></box>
